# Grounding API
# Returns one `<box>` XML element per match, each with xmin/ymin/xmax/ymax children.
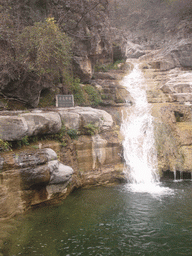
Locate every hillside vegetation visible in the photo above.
<box><xmin>0</xmin><ymin>0</ymin><xmax>113</xmax><ymax>108</ymax></box>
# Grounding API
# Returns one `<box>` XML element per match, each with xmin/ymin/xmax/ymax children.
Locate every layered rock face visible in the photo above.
<box><xmin>138</xmin><ymin>46</ymin><xmax>192</xmax><ymax>176</ymax></box>
<box><xmin>0</xmin><ymin>106</ymin><xmax>124</xmax><ymax>219</ymax></box>
<box><xmin>0</xmin><ymin>148</ymin><xmax>73</xmax><ymax>219</ymax></box>
<box><xmin>111</xmin><ymin>0</ymin><xmax>192</xmax><ymax>178</ymax></box>
<box><xmin>0</xmin><ymin>107</ymin><xmax>113</xmax><ymax>141</ymax></box>
<box><xmin>73</xmin><ymin>132</ymin><xmax>123</xmax><ymax>187</ymax></box>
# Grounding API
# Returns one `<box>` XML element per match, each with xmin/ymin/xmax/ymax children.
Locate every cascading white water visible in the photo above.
<box><xmin>121</xmin><ymin>61</ymin><xmax>167</xmax><ymax>194</ymax></box>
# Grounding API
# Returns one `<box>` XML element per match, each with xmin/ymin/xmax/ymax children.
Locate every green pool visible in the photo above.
<box><xmin>1</xmin><ymin>181</ymin><xmax>192</xmax><ymax>256</ymax></box>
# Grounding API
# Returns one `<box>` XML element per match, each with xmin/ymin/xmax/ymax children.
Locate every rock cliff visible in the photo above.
<box><xmin>0</xmin><ymin>106</ymin><xmax>124</xmax><ymax>219</ymax></box>
<box><xmin>0</xmin><ymin>0</ymin><xmax>118</xmax><ymax>107</ymax></box>
<box><xmin>0</xmin><ymin>148</ymin><xmax>73</xmax><ymax>219</ymax></box>
<box><xmin>137</xmin><ymin>44</ymin><xmax>192</xmax><ymax>178</ymax></box>
<box><xmin>0</xmin><ymin>107</ymin><xmax>113</xmax><ymax>141</ymax></box>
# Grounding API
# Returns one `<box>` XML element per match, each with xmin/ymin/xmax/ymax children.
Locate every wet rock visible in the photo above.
<box><xmin>74</xmin><ymin>132</ymin><xmax>122</xmax><ymax>172</ymax></box>
<box><xmin>181</xmin><ymin>146</ymin><xmax>192</xmax><ymax>171</ymax></box>
<box><xmin>143</xmin><ymin>56</ymin><xmax>192</xmax><ymax>173</ymax></box>
<box><xmin>92</xmin><ymin>134</ymin><xmax>107</xmax><ymax>169</ymax></box>
<box><xmin>176</xmin><ymin>123</ymin><xmax>192</xmax><ymax>146</ymax></box>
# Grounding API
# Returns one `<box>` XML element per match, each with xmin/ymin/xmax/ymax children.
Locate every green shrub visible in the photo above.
<box><xmin>15</xmin><ymin>17</ymin><xmax>72</xmax><ymax>84</ymax></box>
<box><xmin>49</xmin><ymin>124</ymin><xmax>67</xmax><ymax>143</ymax></box>
<box><xmin>83</xmin><ymin>123</ymin><xmax>98</xmax><ymax>135</ymax></box>
<box><xmin>84</xmin><ymin>85</ymin><xmax>101</xmax><ymax>106</ymax></box>
<box><xmin>67</xmin><ymin>129</ymin><xmax>78</xmax><ymax>139</ymax></box>
<box><xmin>70</xmin><ymin>78</ymin><xmax>86</xmax><ymax>105</ymax></box>
<box><xmin>94</xmin><ymin>60</ymin><xmax>125</xmax><ymax>72</ymax></box>
<box><xmin>0</xmin><ymin>139</ymin><xmax>12</xmax><ymax>152</ymax></box>
<box><xmin>17</xmin><ymin>136</ymin><xmax>29</xmax><ymax>147</ymax></box>
<box><xmin>70</xmin><ymin>79</ymin><xmax>101</xmax><ymax>107</ymax></box>
<box><xmin>22</xmin><ymin>136</ymin><xmax>30</xmax><ymax>145</ymax></box>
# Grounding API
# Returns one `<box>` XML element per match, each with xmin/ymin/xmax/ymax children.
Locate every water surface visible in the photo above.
<box><xmin>2</xmin><ymin>181</ymin><xmax>192</xmax><ymax>256</ymax></box>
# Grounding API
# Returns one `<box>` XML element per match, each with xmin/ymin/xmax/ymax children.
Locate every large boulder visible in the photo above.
<box><xmin>0</xmin><ymin>107</ymin><xmax>113</xmax><ymax>142</ymax></box>
<box><xmin>15</xmin><ymin>148</ymin><xmax>58</xmax><ymax>168</ymax></box>
<box><xmin>172</xmin><ymin>42</ymin><xmax>192</xmax><ymax>68</ymax></box>
<box><xmin>21</xmin><ymin>111</ymin><xmax>62</xmax><ymax>136</ymax></box>
<box><xmin>20</xmin><ymin>165</ymin><xmax>51</xmax><ymax>190</ymax></box>
<box><xmin>49</xmin><ymin>161</ymin><xmax>74</xmax><ymax>185</ymax></box>
<box><xmin>58</xmin><ymin>111</ymin><xmax>80</xmax><ymax>130</ymax></box>
<box><xmin>146</xmin><ymin>40</ymin><xmax>192</xmax><ymax>71</ymax></box>
<box><xmin>0</xmin><ymin>112</ymin><xmax>62</xmax><ymax>141</ymax></box>
<box><xmin>0</xmin><ymin>148</ymin><xmax>74</xmax><ymax>218</ymax></box>
<box><xmin>0</xmin><ymin>116</ymin><xmax>28</xmax><ymax>141</ymax></box>
<box><xmin>20</xmin><ymin>159</ymin><xmax>74</xmax><ymax>190</ymax></box>
<box><xmin>74</xmin><ymin>107</ymin><xmax>113</xmax><ymax>132</ymax></box>
<box><xmin>58</xmin><ymin>107</ymin><xmax>113</xmax><ymax>133</ymax></box>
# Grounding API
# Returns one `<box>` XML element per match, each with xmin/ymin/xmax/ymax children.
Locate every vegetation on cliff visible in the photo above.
<box><xmin>15</xmin><ymin>17</ymin><xmax>72</xmax><ymax>85</ymax></box>
<box><xmin>0</xmin><ymin>0</ymin><xmax>113</xmax><ymax>108</ymax></box>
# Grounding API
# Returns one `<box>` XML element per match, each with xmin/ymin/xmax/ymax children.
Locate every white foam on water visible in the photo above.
<box><xmin>125</xmin><ymin>183</ymin><xmax>174</xmax><ymax>197</ymax></box>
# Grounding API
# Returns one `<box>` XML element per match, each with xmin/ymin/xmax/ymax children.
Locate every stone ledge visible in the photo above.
<box><xmin>0</xmin><ymin>107</ymin><xmax>113</xmax><ymax>142</ymax></box>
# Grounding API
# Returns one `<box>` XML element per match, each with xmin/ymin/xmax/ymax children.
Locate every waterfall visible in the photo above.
<box><xmin>121</xmin><ymin>61</ymin><xmax>163</xmax><ymax>193</ymax></box>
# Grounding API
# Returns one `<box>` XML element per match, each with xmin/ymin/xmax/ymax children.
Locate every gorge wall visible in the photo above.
<box><xmin>113</xmin><ymin>0</ymin><xmax>192</xmax><ymax>179</ymax></box>
<box><xmin>0</xmin><ymin>102</ymin><xmax>126</xmax><ymax>220</ymax></box>
<box><xmin>134</xmin><ymin>43</ymin><xmax>192</xmax><ymax>178</ymax></box>
<box><xmin>0</xmin><ymin>0</ymin><xmax>125</xmax><ymax>108</ymax></box>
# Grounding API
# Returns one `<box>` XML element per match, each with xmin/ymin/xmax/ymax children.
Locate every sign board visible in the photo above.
<box><xmin>56</xmin><ymin>95</ymin><xmax>74</xmax><ymax>108</ymax></box>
